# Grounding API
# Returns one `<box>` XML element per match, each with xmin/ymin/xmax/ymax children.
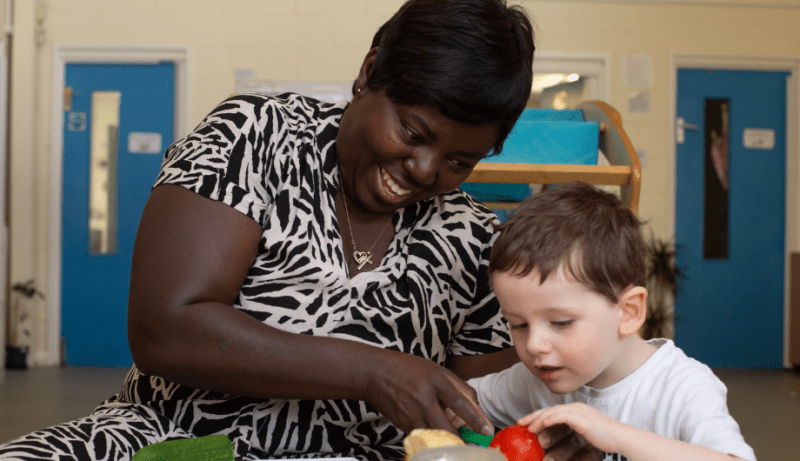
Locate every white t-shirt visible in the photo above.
<box><xmin>469</xmin><ymin>339</ymin><xmax>756</xmax><ymax>461</ymax></box>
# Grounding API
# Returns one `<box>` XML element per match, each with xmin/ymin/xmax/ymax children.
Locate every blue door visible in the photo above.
<box><xmin>62</xmin><ymin>63</ymin><xmax>174</xmax><ymax>366</ymax></box>
<box><xmin>675</xmin><ymin>69</ymin><xmax>788</xmax><ymax>368</ymax></box>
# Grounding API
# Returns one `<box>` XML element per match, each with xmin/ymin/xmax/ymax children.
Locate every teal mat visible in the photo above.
<box><xmin>517</xmin><ymin>108</ymin><xmax>584</xmax><ymax>122</ymax></box>
<box><xmin>462</xmin><ymin>108</ymin><xmax>599</xmax><ymax>203</ymax></box>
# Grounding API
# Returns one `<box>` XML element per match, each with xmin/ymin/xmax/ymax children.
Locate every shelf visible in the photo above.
<box><xmin>467</xmin><ymin>163</ymin><xmax>636</xmax><ymax>186</ymax></box>
<box><xmin>464</xmin><ymin>100</ymin><xmax>641</xmax><ymax>215</ymax></box>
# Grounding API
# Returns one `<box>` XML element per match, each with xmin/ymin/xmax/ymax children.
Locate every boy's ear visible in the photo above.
<box><xmin>618</xmin><ymin>286</ymin><xmax>648</xmax><ymax>337</ymax></box>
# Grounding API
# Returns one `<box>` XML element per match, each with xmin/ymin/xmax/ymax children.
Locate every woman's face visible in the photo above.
<box><xmin>336</xmin><ymin>88</ymin><xmax>500</xmax><ymax>215</ymax></box>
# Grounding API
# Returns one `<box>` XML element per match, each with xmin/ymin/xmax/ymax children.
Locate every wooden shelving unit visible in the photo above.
<box><xmin>466</xmin><ymin>100</ymin><xmax>642</xmax><ymax>214</ymax></box>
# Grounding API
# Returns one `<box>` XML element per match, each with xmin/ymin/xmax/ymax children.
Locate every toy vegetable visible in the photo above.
<box><xmin>461</xmin><ymin>425</ymin><xmax>545</xmax><ymax>461</ymax></box>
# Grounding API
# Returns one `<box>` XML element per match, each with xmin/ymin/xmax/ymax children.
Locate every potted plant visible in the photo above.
<box><xmin>5</xmin><ymin>279</ymin><xmax>45</xmax><ymax>369</ymax></box>
<box><xmin>641</xmin><ymin>236</ymin><xmax>682</xmax><ymax>341</ymax></box>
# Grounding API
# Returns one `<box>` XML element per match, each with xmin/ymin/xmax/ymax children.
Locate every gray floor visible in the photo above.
<box><xmin>1</xmin><ymin>367</ymin><xmax>130</xmax><ymax>445</ymax></box>
<box><xmin>1</xmin><ymin>366</ymin><xmax>799</xmax><ymax>460</ymax></box>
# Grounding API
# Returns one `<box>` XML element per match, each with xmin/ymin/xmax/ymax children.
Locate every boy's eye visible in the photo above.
<box><xmin>551</xmin><ymin>319</ymin><xmax>573</xmax><ymax>328</ymax></box>
<box><xmin>509</xmin><ymin>322</ymin><xmax>528</xmax><ymax>331</ymax></box>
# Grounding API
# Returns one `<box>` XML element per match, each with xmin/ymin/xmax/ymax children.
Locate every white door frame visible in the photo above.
<box><xmin>0</xmin><ymin>46</ymin><xmax>8</xmax><ymax>377</ymax></box>
<box><xmin>670</xmin><ymin>54</ymin><xmax>800</xmax><ymax>368</ymax></box>
<box><xmin>47</xmin><ymin>45</ymin><xmax>191</xmax><ymax>366</ymax></box>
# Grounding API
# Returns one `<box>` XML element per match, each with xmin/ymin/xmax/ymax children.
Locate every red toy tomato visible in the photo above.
<box><xmin>489</xmin><ymin>425</ymin><xmax>545</xmax><ymax>461</ymax></box>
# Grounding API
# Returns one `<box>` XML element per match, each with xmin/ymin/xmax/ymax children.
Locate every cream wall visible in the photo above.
<box><xmin>520</xmin><ymin>0</ymin><xmax>800</xmax><ymax>244</ymax></box>
<box><xmin>6</xmin><ymin>0</ymin><xmax>800</xmax><ymax>365</ymax></box>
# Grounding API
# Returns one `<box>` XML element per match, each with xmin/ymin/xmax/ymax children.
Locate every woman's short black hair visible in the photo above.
<box><xmin>364</xmin><ymin>0</ymin><xmax>535</xmax><ymax>155</ymax></box>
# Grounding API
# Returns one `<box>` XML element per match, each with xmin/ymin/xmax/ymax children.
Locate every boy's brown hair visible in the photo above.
<box><xmin>489</xmin><ymin>181</ymin><xmax>647</xmax><ymax>303</ymax></box>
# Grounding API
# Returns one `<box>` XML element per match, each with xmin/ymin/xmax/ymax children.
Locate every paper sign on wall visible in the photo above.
<box><xmin>68</xmin><ymin>112</ymin><xmax>87</xmax><ymax>132</ymax></box>
<box><xmin>128</xmin><ymin>132</ymin><xmax>162</xmax><ymax>154</ymax></box>
<box><xmin>743</xmin><ymin>128</ymin><xmax>775</xmax><ymax>150</ymax></box>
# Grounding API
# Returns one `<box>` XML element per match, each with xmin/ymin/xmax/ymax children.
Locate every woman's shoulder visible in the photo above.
<box><xmin>438</xmin><ymin>189</ymin><xmax>500</xmax><ymax>228</ymax></box>
<box><xmin>407</xmin><ymin>189</ymin><xmax>499</xmax><ymax>247</ymax></box>
<box><xmin>206</xmin><ymin>92</ymin><xmax>348</xmax><ymax>130</ymax></box>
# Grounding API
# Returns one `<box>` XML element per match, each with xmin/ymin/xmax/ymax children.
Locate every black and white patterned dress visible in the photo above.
<box><xmin>0</xmin><ymin>93</ymin><xmax>511</xmax><ymax>461</ymax></box>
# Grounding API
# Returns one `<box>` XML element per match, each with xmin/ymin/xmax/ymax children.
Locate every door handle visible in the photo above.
<box><xmin>676</xmin><ymin>117</ymin><xmax>699</xmax><ymax>144</ymax></box>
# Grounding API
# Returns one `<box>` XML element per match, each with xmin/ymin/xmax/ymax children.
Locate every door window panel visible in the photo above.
<box><xmin>88</xmin><ymin>91</ymin><xmax>120</xmax><ymax>255</ymax></box>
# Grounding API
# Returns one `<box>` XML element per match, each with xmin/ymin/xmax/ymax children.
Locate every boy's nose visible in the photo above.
<box><xmin>526</xmin><ymin>330</ymin><xmax>552</xmax><ymax>355</ymax></box>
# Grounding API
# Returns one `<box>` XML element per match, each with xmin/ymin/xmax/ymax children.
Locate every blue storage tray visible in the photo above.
<box><xmin>482</xmin><ymin>121</ymin><xmax>599</xmax><ymax>165</ymax></box>
<box><xmin>518</xmin><ymin>108</ymin><xmax>585</xmax><ymax>122</ymax></box>
<box><xmin>461</xmin><ymin>109</ymin><xmax>599</xmax><ymax>202</ymax></box>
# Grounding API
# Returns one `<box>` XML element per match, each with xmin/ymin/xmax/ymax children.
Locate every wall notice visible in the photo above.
<box><xmin>743</xmin><ymin>128</ymin><xmax>775</xmax><ymax>150</ymax></box>
<box><xmin>128</xmin><ymin>132</ymin><xmax>162</xmax><ymax>154</ymax></box>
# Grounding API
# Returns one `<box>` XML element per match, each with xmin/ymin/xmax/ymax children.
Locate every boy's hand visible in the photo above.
<box><xmin>519</xmin><ymin>403</ymin><xmax>625</xmax><ymax>456</ymax></box>
<box><xmin>536</xmin><ymin>424</ymin><xmax>602</xmax><ymax>461</ymax></box>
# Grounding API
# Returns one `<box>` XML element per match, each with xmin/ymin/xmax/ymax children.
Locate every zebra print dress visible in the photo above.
<box><xmin>0</xmin><ymin>93</ymin><xmax>511</xmax><ymax>461</ymax></box>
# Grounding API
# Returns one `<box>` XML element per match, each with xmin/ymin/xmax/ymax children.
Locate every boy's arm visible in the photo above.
<box><xmin>519</xmin><ymin>403</ymin><xmax>746</xmax><ymax>461</ymax></box>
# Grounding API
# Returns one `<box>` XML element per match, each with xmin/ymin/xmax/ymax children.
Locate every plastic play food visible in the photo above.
<box><xmin>403</xmin><ymin>429</ymin><xmax>465</xmax><ymax>461</ymax></box>
<box><xmin>409</xmin><ymin>446</ymin><xmax>506</xmax><ymax>461</ymax></box>
<box><xmin>488</xmin><ymin>425</ymin><xmax>545</xmax><ymax>461</ymax></box>
<box><xmin>458</xmin><ymin>426</ymin><xmax>493</xmax><ymax>447</ymax></box>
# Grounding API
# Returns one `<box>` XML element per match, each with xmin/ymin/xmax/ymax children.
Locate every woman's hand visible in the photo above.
<box><xmin>446</xmin><ymin>413</ymin><xmax>604</xmax><ymax>460</ymax></box>
<box><xmin>364</xmin><ymin>349</ymin><xmax>494</xmax><ymax>436</ymax></box>
<box><xmin>520</xmin><ymin>404</ymin><xmax>618</xmax><ymax>460</ymax></box>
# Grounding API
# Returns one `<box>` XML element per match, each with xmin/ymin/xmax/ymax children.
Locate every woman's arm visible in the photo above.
<box><xmin>127</xmin><ymin>184</ymin><xmax>492</xmax><ymax>434</ymax></box>
<box><xmin>446</xmin><ymin>348</ymin><xmax>519</xmax><ymax>381</ymax></box>
<box><xmin>128</xmin><ymin>184</ymin><xmax>358</xmax><ymax>399</ymax></box>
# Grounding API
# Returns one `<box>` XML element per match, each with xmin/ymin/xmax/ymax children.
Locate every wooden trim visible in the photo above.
<box><xmin>581</xmin><ymin>100</ymin><xmax>642</xmax><ymax>215</ymax></box>
<box><xmin>791</xmin><ymin>253</ymin><xmax>800</xmax><ymax>367</ymax></box>
<box><xmin>467</xmin><ymin>164</ymin><xmax>634</xmax><ymax>185</ymax></box>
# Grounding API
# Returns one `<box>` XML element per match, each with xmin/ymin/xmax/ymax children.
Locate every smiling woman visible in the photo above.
<box><xmin>336</xmin><ymin>84</ymin><xmax>500</xmax><ymax>212</ymax></box>
<box><xmin>336</xmin><ymin>91</ymin><xmax>501</xmax><ymax>275</ymax></box>
<box><xmin>0</xmin><ymin>1</ymin><xmax>536</xmax><ymax>461</ymax></box>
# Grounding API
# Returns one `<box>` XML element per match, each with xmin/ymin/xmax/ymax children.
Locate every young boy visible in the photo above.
<box><xmin>469</xmin><ymin>181</ymin><xmax>755</xmax><ymax>461</ymax></box>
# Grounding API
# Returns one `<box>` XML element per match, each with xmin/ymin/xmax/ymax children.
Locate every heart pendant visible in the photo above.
<box><xmin>353</xmin><ymin>251</ymin><xmax>373</xmax><ymax>270</ymax></box>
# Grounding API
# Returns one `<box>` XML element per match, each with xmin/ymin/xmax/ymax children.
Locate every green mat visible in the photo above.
<box><xmin>132</xmin><ymin>435</ymin><xmax>235</xmax><ymax>461</ymax></box>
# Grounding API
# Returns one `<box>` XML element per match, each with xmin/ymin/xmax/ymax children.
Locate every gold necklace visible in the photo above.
<box><xmin>339</xmin><ymin>172</ymin><xmax>393</xmax><ymax>270</ymax></box>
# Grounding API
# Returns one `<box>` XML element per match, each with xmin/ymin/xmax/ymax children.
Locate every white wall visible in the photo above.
<box><xmin>521</xmin><ymin>0</ymin><xmax>799</xmax><ymax>241</ymax></box>
<box><xmin>5</xmin><ymin>0</ymin><xmax>800</xmax><ymax>365</ymax></box>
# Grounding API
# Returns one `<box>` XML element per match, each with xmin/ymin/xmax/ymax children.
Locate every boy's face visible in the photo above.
<box><xmin>493</xmin><ymin>266</ymin><xmax>626</xmax><ymax>394</ymax></box>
